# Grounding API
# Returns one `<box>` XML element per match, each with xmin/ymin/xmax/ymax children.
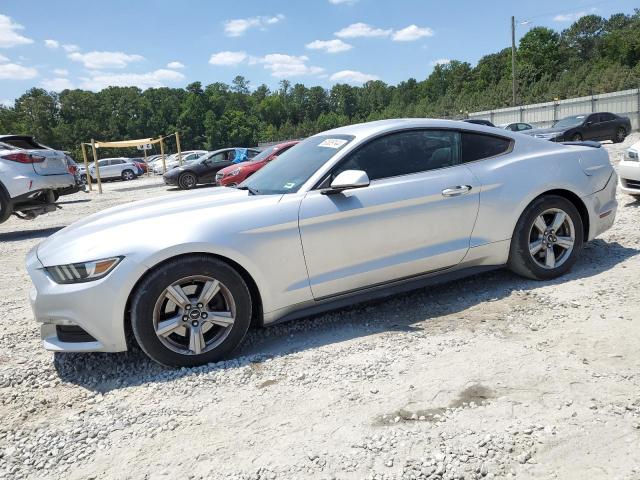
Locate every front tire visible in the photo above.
<box><xmin>130</xmin><ymin>255</ymin><xmax>252</xmax><ymax>367</ymax></box>
<box><xmin>121</xmin><ymin>169</ymin><xmax>136</xmax><ymax>181</ymax></box>
<box><xmin>571</xmin><ymin>133</ymin><xmax>582</xmax><ymax>141</ymax></box>
<box><xmin>508</xmin><ymin>195</ymin><xmax>583</xmax><ymax>280</ymax></box>
<box><xmin>178</xmin><ymin>172</ymin><xmax>197</xmax><ymax>190</ymax></box>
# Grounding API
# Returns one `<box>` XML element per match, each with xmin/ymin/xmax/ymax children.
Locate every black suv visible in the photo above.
<box><xmin>525</xmin><ymin>112</ymin><xmax>631</xmax><ymax>143</ymax></box>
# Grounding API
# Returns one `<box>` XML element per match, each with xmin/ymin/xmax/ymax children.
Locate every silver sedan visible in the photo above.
<box><xmin>27</xmin><ymin>119</ymin><xmax>618</xmax><ymax>367</ymax></box>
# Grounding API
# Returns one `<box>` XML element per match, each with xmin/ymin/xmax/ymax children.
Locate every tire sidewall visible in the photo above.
<box><xmin>509</xmin><ymin>195</ymin><xmax>584</xmax><ymax>280</ymax></box>
<box><xmin>179</xmin><ymin>173</ymin><xmax>196</xmax><ymax>190</ymax></box>
<box><xmin>122</xmin><ymin>169</ymin><xmax>135</xmax><ymax>181</ymax></box>
<box><xmin>131</xmin><ymin>256</ymin><xmax>252</xmax><ymax>367</ymax></box>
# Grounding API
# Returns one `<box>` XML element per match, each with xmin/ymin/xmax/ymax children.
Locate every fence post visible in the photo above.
<box><xmin>80</xmin><ymin>143</ymin><xmax>92</xmax><ymax>192</ymax></box>
<box><xmin>160</xmin><ymin>137</ymin><xmax>166</xmax><ymax>174</ymax></box>
<box><xmin>90</xmin><ymin>139</ymin><xmax>102</xmax><ymax>194</ymax></box>
<box><xmin>175</xmin><ymin>132</ymin><xmax>182</xmax><ymax>167</ymax></box>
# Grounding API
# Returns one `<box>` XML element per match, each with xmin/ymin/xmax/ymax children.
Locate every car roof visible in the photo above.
<box><xmin>319</xmin><ymin>118</ymin><xmax>505</xmax><ymax>141</ymax></box>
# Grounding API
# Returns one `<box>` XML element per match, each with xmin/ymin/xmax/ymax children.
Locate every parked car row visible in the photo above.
<box><xmin>27</xmin><ymin>118</ymin><xmax>620</xmax><ymax>366</ymax></box>
<box><xmin>0</xmin><ymin>135</ymin><xmax>79</xmax><ymax>224</ymax></box>
<box><xmin>466</xmin><ymin>112</ymin><xmax>630</xmax><ymax>144</ymax></box>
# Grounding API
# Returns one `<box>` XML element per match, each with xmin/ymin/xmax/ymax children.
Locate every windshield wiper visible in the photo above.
<box><xmin>236</xmin><ymin>185</ymin><xmax>259</xmax><ymax>195</ymax></box>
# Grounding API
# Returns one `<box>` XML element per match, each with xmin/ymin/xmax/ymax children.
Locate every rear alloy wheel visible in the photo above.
<box><xmin>131</xmin><ymin>256</ymin><xmax>252</xmax><ymax>367</ymax></box>
<box><xmin>121</xmin><ymin>169</ymin><xmax>135</xmax><ymax>181</ymax></box>
<box><xmin>178</xmin><ymin>172</ymin><xmax>197</xmax><ymax>190</ymax></box>
<box><xmin>614</xmin><ymin>127</ymin><xmax>626</xmax><ymax>144</ymax></box>
<box><xmin>509</xmin><ymin>195</ymin><xmax>583</xmax><ymax>280</ymax></box>
<box><xmin>571</xmin><ymin>133</ymin><xmax>583</xmax><ymax>141</ymax></box>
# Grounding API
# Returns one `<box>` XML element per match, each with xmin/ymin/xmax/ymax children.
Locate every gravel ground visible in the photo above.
<box><xmin>1</xmin><ymin>135</ymin><xmax>639</xmax><ymax>480</ymax></box>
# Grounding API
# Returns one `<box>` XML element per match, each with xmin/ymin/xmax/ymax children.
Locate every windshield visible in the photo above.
<box><xmin>241</xmin><ymin>134</ymin><xmax>354</xmax><ymax>195</ymax></box>
<box><xmin>553</xmin><ymin>115</ymin><xmax>586</xmax><ymax>128</ymax></box>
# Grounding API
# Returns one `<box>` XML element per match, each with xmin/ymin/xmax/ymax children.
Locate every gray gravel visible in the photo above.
<box><xmin>1</xmin><ymin>136</ymin><xmax>639</xmax><ymax>479</ymax></box>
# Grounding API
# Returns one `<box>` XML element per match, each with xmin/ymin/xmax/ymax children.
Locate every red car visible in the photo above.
<box><xmin>216</xmin><ymin>140</ymin><xmax>299</xmax><ymax>187</ymax></box>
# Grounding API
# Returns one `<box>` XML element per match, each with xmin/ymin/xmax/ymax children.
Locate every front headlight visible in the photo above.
<box><xmin>627</xmin><ymin>150</ymin><xmax>638</xmax><ymax>161</ymax></box>
<box><xmin>229</xmin><ymin>168</ymin><xmax>241</xmax><ymax>177</ymax></box>
<box><xmin>45</xmin><ymin>257</ymin><xmax>123</xmax><ymax>284</ymax></box>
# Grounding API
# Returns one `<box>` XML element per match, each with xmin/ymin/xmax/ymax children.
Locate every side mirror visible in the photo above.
<box><xmin>586</xmin><ymin>121</ymin><xmax>592</xmax><ymax>126</ymax></box>
<box><xmin>322</xmin><ymin>170</ymin><xmax>370</xmax><ymax>195</ymax></box>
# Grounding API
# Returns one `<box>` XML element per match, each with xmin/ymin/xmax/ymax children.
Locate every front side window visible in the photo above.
<box><xmin>242</xmin><ymin>134</ymin><xmax>354</xmax><ymax>194</ymax></box>
<box><xmin>461</xmin><ymin>132</ymin><xmax>511</xmax><ymax>163</ymax></box>
<box><xmin>330</xmin><ymin>130</ymin><xmax>461</xmax><ymax>182</ymax></box>
<box><xmin>554</xmin><ymin>115</ymin><xmax>586</xmax><ymax>128</ymax></box>
<box><xmin>98</xmin><ymin>160</ymin><xmax>109</xmax><ymax>167</ymax></box>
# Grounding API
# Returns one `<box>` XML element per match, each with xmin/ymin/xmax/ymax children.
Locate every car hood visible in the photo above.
<box><xmin>218</xmin><ymin>161</ymin><xmax>252</xmax><ymax>175</ymax></box>
<box><xmin>36</xmin><ymin>187</ymin><xmax>280</xmax><ymax>266</ymax></box>
<box><xmin>523</xmin><ymin>127</ymin><xmax>567</xmax><ymax>136</ymax></box>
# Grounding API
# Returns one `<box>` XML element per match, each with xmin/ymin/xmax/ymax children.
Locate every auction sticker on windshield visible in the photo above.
<box><xmin>318</xmin><ymin>138</ymin><xmax>348</xmax><ymax>149</ymax></box>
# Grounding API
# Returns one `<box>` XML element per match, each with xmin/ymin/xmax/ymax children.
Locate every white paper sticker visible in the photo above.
<box><xmin>318</xmin><ymin>138</ymin><xmax>348</xmax><ymax>149</ymax></box>
<box><xmin>283</xmin><ymin>182</ymin><xmax>296</xmax><ymax>189</ymax></box>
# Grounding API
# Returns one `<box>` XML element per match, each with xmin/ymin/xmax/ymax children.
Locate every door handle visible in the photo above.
<box><xmin>442</xmin><ymin>185</ymin><xmax>472</xmax><ymax>197</ymax></box>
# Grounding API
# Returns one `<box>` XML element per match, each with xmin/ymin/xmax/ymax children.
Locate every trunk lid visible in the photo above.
<box><xmin>0</xmin><ymin>135</ymin><xmax>69</xmax><ymax>176</ymax></box>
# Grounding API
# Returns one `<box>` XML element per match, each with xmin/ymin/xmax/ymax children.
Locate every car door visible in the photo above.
<box><xmin>298</xmin><ymin>129</ymin><xmax>481</xmax><ymax>299</ymax></box>
<box><xmin>199</xmin><ymin>152</ymin><xmax>228</xmax><ymax>183</ymax></box>
<box><xmin>95</xmin><ymin>159</ymin><xmax>112</xmax><ymax>179</ymax></box>
<box><xmin>584</xmin><ymin>113</ymin><xmax>605</xmax><ymax>140</ymax></box>
<box><xmin>598</xmin><ymin>113</ymin><xmax>617</xmax><ymax>140</ymax></box>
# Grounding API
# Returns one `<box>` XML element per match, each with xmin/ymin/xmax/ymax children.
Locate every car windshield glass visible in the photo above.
<box><xmin>242</xmin><ymin>135</ymin><xmax>354</xmax><ymax>195</ymax></box>
<box><xmin>249</xmin><ymin>147</ymin><xmax>276</xmax><ymax>162</ymax></box>
<box><xmin>553</xmin><ymin>115</ymin><xmax>585</xmax><ymax>128</ymax></box>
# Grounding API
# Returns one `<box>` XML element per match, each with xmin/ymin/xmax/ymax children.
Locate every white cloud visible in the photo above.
<box><xmin>53</xmin><ymin>68</ymin><xmax>68</xmax><ymax>76</ymax></box>
<box><xmin>335</xmin><ymin>23</ymin><xmax>392</xmax><ymax>39</ymax></box>
<box><xmin>330</xmin><ymin>70</ymin><xmax>379</xmax><ymax>84</ymax></box>
<box><xmin>68</xmin><ymin>51</ymin><xmax>144</xmax><ymax>69</ymax></box>
<box><xmin>329</xmin><ymin>0</ymin><xmax>358</xmax><ymax>4</ymax></box>
<box><xmin>553</xmin><ymin>11</ymin><xmax>587</xmax><ymax>22</ymax></box>
<box><xmin>0</xmin><ymin>62</ymin><xmax>38</xmax><ymax>80</ymax></box>
<box><xmin>430</xmin><ymin>58</ymin><xmax>451</xmax><ymax>66</ymax></box>
<box><xmin>224</xmin><ymin>14</ymin><xmax>285</xmax><ymax>37</ymax></box>
<box><xmin>44</xmin><ymin>39</ymin><xmax>59</xmax><ymax>49</ymax></box>
<box><xmin>0</xmin><ymin>14</ymin><xmax>33</xmax><ymax>48</ymax></box>
<box><xmin>1</xmin><ymin>99</ymin><xmax>14</xmax><ymax>108</ymax></box>
<box><xmin>306</xmin><ymin>39</ymin><xmax>353</xmax><ymax>53</ymax></box>
<box><xmin>166</xmin><ymin>61</ymin><xmax>185</xmax><ymax>69</ymax></box>
<box><xmin>209</xmin><ymin>51</ymin><xmax>248</xmax><ymax>66</ymax></box>
<box><xmin>256</xmin><ymin>54</ymin><xmax>323</xmax><ymax>78</ymax></box>
<box><xmin>62</xmin><ymin>44</ymin><xmax>79</xmax><ymax>53</ymax></box>
<box><xmin>79</xmin><ymin>69</ymin><xmax>185</xmax><ymax>91</ymax></box>
<box><xmin>0</xmin><ymin>53</ymin><xmax>7</xmax><ymax>62</ymax></box>
<box><xmin>392</xmin><ymin>25</ymin><xmax>434</xmax><ymax>42</ymax></box>
<box><xmin>41</xmin><ymin>77</ymin><xmax>74</xmax><ymax>91</ymax></box>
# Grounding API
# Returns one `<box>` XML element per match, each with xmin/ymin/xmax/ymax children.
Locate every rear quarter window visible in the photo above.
<box><xmin>462</xmin><ymin>132</ymin><xmax>512</xmax><ymax>163</ymax></box>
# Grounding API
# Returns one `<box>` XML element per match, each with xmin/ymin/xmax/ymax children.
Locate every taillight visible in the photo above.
<box><xmin>68</xmin><ymin>165</ymin><xmax>77</xmax><ymax>174</ymax></box>
<box><xmin>2</xmin><ymin>153</ymin><xmax>45</xmax><ymax>164</ymax></box>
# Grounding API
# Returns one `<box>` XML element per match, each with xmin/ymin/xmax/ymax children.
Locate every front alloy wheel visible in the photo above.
<box><xmin>153</xmin><ymin>276</ymin><xmax>236</xmax><ymax>356</ymax></box>
<box><xmin>131</xmin><ymin>255</ymin><xmax>252</xmax><ymax>367</ymax></box>
<box><xmin>179</xmin><ymin>172</ymin><xmax>197</xmax><ymax>190</ymax></box>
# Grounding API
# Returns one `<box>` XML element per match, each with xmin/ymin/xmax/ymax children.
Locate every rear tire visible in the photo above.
<box><xmin>0</xmin><ymin>187</ymin><xmax>12</xmax><ymax>224</ymax></box>
<box><xmin>613</xmin><ymin>127</ymin><xmax>626</xmax><ymax>144</ymax></box>
<box><xmin>508</xmin><ymin>195</ymin><xmax>583</xmax><ymax>280</ymax></box>
<box><xmin>130</xmin><ymin>255</ymin><xmax>252</xmax><ymax>367</ymax></box>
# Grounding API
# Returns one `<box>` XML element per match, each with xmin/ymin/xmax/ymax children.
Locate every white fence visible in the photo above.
<box><xmin>469</xmin><ymin>88</ymin><xmax>640</xmax><ymax>131</ymax></box>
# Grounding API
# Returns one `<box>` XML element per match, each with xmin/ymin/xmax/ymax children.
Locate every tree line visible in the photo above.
<box><xmin>0</xmin><ymin>10</ymin><xmax>638</xmax><ymax>161</ymax></box>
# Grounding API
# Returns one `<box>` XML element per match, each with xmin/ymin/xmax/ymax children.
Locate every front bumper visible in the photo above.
<box><xmin>27</xmin><ymin>248</ymin><xmax>147</xmax><ymax>352</ymax></box>
<box><xmin>618</xmin><ymin>160</ymin><xmax>640</xmax><ymax>195</ymax></box>
<box><xmin>163</xmin><ymin>175</ymin><xmax>179</xmax><ymax>186</ymax></box>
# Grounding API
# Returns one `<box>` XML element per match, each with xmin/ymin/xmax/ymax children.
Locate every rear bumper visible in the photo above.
<box><xmin>583</xmin><ymin>170</ymin><xmax>618</xmax><ymax>241</ymax></box>
<box><xmin>618</xmin><ymin>160</ymin><xmax>640</xmax><ymax>195</ymax></box>
<box><xmin>5</xmin><ymin>171</ymin><xmax>75</xmax><ymax>200</ymax></box>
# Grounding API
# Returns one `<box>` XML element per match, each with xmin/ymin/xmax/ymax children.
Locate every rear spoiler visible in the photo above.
<box><xmin>561</xmin><ymin>141</ymin><xmax>601</xmax><ymax>148</ymax></box>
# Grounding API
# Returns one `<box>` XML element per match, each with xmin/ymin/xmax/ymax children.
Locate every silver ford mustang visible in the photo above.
<box><xmin>27</xmin><ymin>119</ymin><xmax>618</xmax><ymax>367</ymax></box>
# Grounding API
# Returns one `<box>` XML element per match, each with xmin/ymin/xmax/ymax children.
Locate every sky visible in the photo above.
<box><xmin>0</xmin><ymin>0</ymin><xmax>637</xmax><ymax>105</ymax></box>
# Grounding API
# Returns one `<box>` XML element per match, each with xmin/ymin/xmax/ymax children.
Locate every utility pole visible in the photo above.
<box><xmin>511</xmin><ymin>16</ymin><xmax>517</xmax><ymax>107</ymax></box>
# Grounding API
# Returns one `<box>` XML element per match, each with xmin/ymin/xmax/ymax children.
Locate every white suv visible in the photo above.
<box><xmin>0</xmin><ymin>135</ymin><xmax>75</xmax><ymax>224</ymax></box>
<box><xmin>81</xmin><ymin>158</ymin><xmax>140</xmax><ymax>183</ymax></box>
